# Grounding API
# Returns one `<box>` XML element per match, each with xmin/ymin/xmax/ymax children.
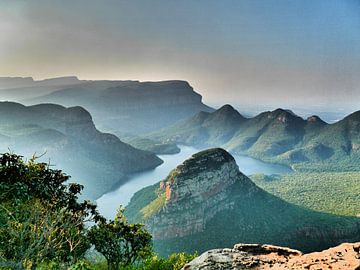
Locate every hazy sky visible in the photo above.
<box><xmin>0</xmin><ymin>0</ymin><xmax>359</xmax><ymax>108</ymax></box>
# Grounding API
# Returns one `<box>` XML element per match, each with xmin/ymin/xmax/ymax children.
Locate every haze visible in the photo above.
<box><xmin>0</xmin><ymin>0</ymin><xmax>359</xmax><ymax>109</ymax></box>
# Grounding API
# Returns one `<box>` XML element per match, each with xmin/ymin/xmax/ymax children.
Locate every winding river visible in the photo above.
<box><xmin>96</xmin><ymin>145</ymin><xmax>292</xmax><ymax>219</ymax></box>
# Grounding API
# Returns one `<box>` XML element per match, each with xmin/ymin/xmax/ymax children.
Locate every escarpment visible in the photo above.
<box><xmin>147</xmin><ymin>148</ymin><xmax>256</xmax><ymax>239</ymax></box>
<box><xmin>126</xmin><ymin>148</ymin><xmax>360</xmax><ymax>256</ymax></box>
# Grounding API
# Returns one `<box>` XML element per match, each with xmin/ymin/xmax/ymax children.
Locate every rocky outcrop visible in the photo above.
<box><xmin>126</xmin><ymin>148</ymin><xmax>360</xmax><ymax>256</ymax></box>
<box><xmin>146</xmin><ymin>148</ymin><xmax>255</xmax><ymax>239</ymax></box>
<box><xmin>183</xmin><ymin>242</ymin><xmax>360</xmax><ymax>270</ymax></box>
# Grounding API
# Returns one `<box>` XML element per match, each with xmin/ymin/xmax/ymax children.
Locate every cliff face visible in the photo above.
<box><xmin>27</xmin><ymin>80</ymin><xmax>214</xmax><ymax>134</ymax></box>
<box><xmin>126</xmin><ymin>148</ymin><xmax>360</xmax><ymax>256</ymax></box>
<box><xmin>182</xmin><ymin>242</ymin><xmax>360</xmax><ymax>270</ymax></box>
<box><xmin>147</xmin><ymin>149</ymin><xmax>255</xmax><ymax>239</ymax></box>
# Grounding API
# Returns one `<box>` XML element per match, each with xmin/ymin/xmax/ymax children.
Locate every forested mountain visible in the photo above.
<box><xmin>149</xmin><ymin>105</ymin><xmax>360</xmax><ymax>171</ymax></box>
<box><xmin>0</xmin><ymin>101</ymin><xmax>162</xmax><ymax>199</ymax></box>
<box><xmin>126</xmin><ymin>149</ymin><xmax>360</xmax><ymax>256</ymax></box>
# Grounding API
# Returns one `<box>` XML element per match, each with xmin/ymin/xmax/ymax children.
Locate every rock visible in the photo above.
<box><xmin>126</xmin><ymin>148</ymin><xmax>360</xmax><ymax>256</ymax></box>
<box><xmin>145</xmin><ymin>148</ymin><xmax>255</xmax><ymax>239</ymax></box>
<box><xmin>182</xmin><ymin>242</ymin><xmax>360</xmax><ymax>270</ymax></box>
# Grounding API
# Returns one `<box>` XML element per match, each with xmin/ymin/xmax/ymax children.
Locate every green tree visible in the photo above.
<box><xmin>0</xmin><ymin>153</ymin><xmax>103</xmax><ymax>269</ymax></box>
<box><xmin>88</xmin><ymin>208</ymin><xmax>152</xmax><ymax>270</ymax></box>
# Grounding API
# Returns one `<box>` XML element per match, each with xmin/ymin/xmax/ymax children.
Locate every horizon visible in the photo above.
<box><xmin>1</xmin><ymin>0</ymin><xmax>359</xmax><ymax>109</ymax></box>
<box><xmin>0</xmin><ymin>74</ymin><xmax>357</xmax><ymax>122</ymax></box>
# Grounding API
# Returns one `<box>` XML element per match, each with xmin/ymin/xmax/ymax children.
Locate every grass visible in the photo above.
<box><xmin>140</xmin><ymin>192</ymin><xmax>166</xmax><ymax>220</ymax></box>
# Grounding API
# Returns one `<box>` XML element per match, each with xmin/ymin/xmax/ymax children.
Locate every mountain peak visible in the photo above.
<box><xmin>169</xmin><ymin>148</ymin><xmax>236</xmax><ymax>181</ymax></box>
<box><xmin>211</xmin><ymin>104</ymin><xmax>246</xmax><ymax>123</ymax></box>
<box><xmin>271</xmin><ymin>108</ymin><xmax>297</xmax><ymax>116</ymax></box>
<box><xmin>142</xmin><ymin>148</ymin><xmax>252</xmax><ymax>239</ymax></box>
<box><xmin>307</xmin><ymin>115</ymin><xmax>326</xmax><ymax>125</ymax></box>
<box><xmin>266</xmin><ymin>108</ymin><xmax>302</xmax><ymax>123</ymax></box>
<box><xmin>217</xmin><ymin>104</ymin><xmax>236</xmax><ymax>112</ymax></box>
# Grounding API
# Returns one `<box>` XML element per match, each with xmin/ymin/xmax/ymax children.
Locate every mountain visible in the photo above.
<box><xmin>125</xmin><ymin>137</ymin><xmax>180</xmax><ymax>155</ymax></box>
<box><xmin>125</xmin><ymin>148</ymin><xmax>360</xmax><ymax>256</ymax></box>
<box><xmin>0</xmin><ymin>76</ymin><xmax>81</xmax><ymax>89</ymax></box>
<box><xmin>149</xmin><ymin>106</ymin><xmax>360</xmax><ymax>171</ymax></box>
<box><xmin>0</xmin><ymin>77</ymin><xmax>35</xmax><ymax>89</ymax></box>
<box><xmin>24</xmin><ymin>79</ymin><xmax>214</xmax><ymax>134</ymax></box>
<box><xmin>149</xmin><ymin>104</ymin><xmax>246</xmax><ymax>147</ymax></box>
<box><xmin>183</xmin><ymin>242</ymin><xmax>360</xmax><ymax>270</ymax></box>
<box><xmin>0</xmin><ymin>76</ymin><xmax>83</xmax><ymax>101</ymax></box>
<box><xmin>0</xmin><ymin>101</ymin><xmax>162</xmax><ymax>199</ymax></box>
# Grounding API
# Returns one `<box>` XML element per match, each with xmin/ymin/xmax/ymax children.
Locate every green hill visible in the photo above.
<box><xmin>125</xmin><ymin>148</ymin><xmax>360</xmax><ymax>256</ymax></box>
<box><xmin>251</xmin><ymin>172</ymin><xmax>360</xmax><ymax>216</ymax></box>
<box><xmin>149</xmin><ymin>106</ymin><xmax>360</xmax><ymax>172</ymax></box>
<box><xmin>0</xmin><ymin>101</ymin><xmax>163</xmax><ymax>199</ymax></box>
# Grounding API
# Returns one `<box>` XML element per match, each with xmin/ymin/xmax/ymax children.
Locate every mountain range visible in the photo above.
<box><xmin>148</xmin><ymin>104</ymin><xmax>360</xmax><ymax>171</ymax></box>
<box><xmin>125</xmin><ymin>148</ymin><xmax>360</xmax><ymax>256</ymax></box>
<box><xmin>0</xmin><ymin>77</ymin><xmax>213</xmax><ymax>134</ymax></box>
<box><xmin>0</xmin><ymin>101</ymin><xmax>162</xmax><ymax>199</ymax></box>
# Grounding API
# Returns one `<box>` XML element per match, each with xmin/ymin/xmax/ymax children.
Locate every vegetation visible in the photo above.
<box><xmin>0</xmin><ymin>101</ymin><xmax>163</xmax><ymax>200</ymax></box>
<box><xmin>126</xmin><ymin>137</ymin><xmax>180</xmax><ymax>155</ymax></box>
<box><xmin>140</xmin><ymin>193</ymin><xmax>166</xmax><ymax>221</ymax></box>
<box><xmin>251</xmin><ymin>172</ymin><xmax>360</xmax><ymax>216</ymax></box>
<box><xmin>0</xmin><ymin>153</ymin><xmax>194</xmax><ymax>270</ymax></box>
<box><xmin>126</xmin><ymin>173</ymin><xmax>360</xmax><ymax>256</ymax></box>
<box><xmin>0</xmin><ymin>153</ymin><xmax>101</xmax><ymax>269</ymax></box>
<box><xmin>88</xmin><ymin>208</ymin><xmax>152</xmax><ymax>270</ymax></box>
<box><xmin>149</xmin><ymin>106</ymin><xmax>360</xmax><ymax>172</ymax></box>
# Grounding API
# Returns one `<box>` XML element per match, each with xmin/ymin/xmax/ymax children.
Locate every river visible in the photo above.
<box><xmin>96</xmin><ymin>145</ymin><xmax>291</xmax><ymax>219</ymax></box>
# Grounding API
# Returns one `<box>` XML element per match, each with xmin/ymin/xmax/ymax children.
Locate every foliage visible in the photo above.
<box><xmin>140</xmin><ymin>193</ymin><xmax>166</xmax><ymax>221</ymax></box>
<box><xmin>0</xmin><ymin>153</ymin><xmax>102</xmax><ymax>269</ymax></box>
<box><xmin>124</xmin><ymin>252</ymin><xmax>197</xmax><ymax>270</ymax></box>
<box><xmin>251</xmin><ymin>172</ymin><xmax>360</xmax><ymax>216</ymax></box>
<box><xmin>126</xmin><ymin>173</ymin><xmax>360</xmax><ymax>256</ymax></box>
<box><xmin>0</xmin><ymin>152</ymin><xmax>196</xmax><ymax>270</ymax></box>
<box><xmin>88</xmin><ymin>208</ymin><xmax>152</xmax><ymax>270</ymax></box>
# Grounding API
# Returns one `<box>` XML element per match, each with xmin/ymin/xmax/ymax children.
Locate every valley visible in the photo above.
<box><xmin>125</xmin><ymin>148</ymin><xmax>360</xmax><ymax>256</ymax></box>
<box><xmin>96</xmin><ymin>145</ymin><xmax>292</xmax><ymax>219</ymax></box>
<box><xmin>2</xmin><ymin>2</ymin><xmax>359</xmax><ymax>268</ymax></box>
<box><xmin>148</xmin><ymin>105</ymin><xmax>360</xmax><ymax>172</ymax></box>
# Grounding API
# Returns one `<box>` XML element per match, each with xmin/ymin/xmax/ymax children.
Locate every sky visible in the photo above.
<box><xmin>0</xmin><ymin>0</ymin><xmax>359</xmax><ymax>109</ymax></box>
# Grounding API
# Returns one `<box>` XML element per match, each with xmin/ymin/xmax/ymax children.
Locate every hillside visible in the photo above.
<box><xmin>0</xmin><ymin>101</ymin><xmax>162</xmax><ymax>199</ymax></box>
<box><xmin>251</xmin><ymin>172</ymin><xmax>360</xmax><ymax>216</ymax></box>
<box><xmin>22</xmin><ymin>79</ymin><xmax>214</xmax><ymax>134</ymax></box>
<box><xmin>125</xmin><ymin>148</ymin><xmax>360</xmax><ymax>256</ymax></box>
<box><xmin>149</xmin><ymin>104</ymin><xmax>246</xmax><ymax>147</ymax></box>
<box><xmin>149</xmin><ymin>105</ymin><xmax>360</xmax><ymax>171</ymax></box>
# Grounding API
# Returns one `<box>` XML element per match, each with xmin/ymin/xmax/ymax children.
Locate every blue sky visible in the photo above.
<box><xmin>0</xmin><ymin>0</ymin><xmax>359</xmax><ymax>108</ymax></box>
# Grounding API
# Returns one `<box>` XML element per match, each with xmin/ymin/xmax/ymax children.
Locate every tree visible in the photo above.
<box><xmin>88</xmin><ymin>208</ymin><xmax>152</xmax><ymax>270</ymax></box>
<box><xmin>0</xmin><ymin>153</ymin><xmax>103</xmax><ymax>269</ymax></box>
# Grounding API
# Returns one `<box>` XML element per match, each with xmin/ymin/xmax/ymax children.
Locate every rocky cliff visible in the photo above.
<box><xmin>146</xmin><ymin>148</ymin><xmax>255</xmax><ymax>239</ymax></box>
<box><xmin>27</xmin><ymin>80</ymin><xmax>214</xmax><ymax>134</ymax></box>
<box><xmin>126</xmin><ymin>148</ymin><xmax>360</xmax><ymax>256</ymax></box>
<box><xmin>182</xmin><ymin>242</ymin><xmax>360</xmax><ymax>270</ymax></box>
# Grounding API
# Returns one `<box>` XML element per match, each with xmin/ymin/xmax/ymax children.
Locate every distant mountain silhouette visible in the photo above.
<box><xmin>0</xmin><ymin>101</ymin><xmax>162</xmax><ymax>199</ymax></box>
<box><xmin>12</xmin><ymin>79</ymin><xmax>213</xmax><ymax>134</ymax></box>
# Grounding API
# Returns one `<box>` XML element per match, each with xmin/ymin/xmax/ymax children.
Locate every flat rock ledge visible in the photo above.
<box><xmin>182</xmin><ymin>243</ymin><xmax>360</xmax><ymax>270</ymax></box>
